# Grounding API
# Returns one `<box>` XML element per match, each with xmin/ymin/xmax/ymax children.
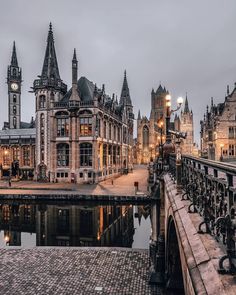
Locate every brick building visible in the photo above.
<box><xmin>33</xmin><ymin>24</ymin><xmax>134</xmax><ymax>183</ymax></box>
<box><xmin>136</xmin><ymin>85</ymin><xmax>196</xmax><ymax>164</ymax></box>
<box><xmin>200</xmin><ymin>84</ymin><xmax>236</xmax><ymax>161</ymax></box>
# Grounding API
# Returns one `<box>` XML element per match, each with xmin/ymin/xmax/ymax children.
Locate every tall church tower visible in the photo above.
<box><xmin>33</xmin><ymin>23</ymin><xmax>67</xmax><ymax>180</ymax></box>
<box><xmin>7</xmin><ymin>42</ymin><xmax>22</xmax><ymax>129</ymax></box>
<box><xmin>180</xmin><ymin>94</ymin><xmax>194</xmax><ymax>154</ymax></box>
<box><xmin>120</xmin><ymin>71</ymin><xmax>134</xmax><ymax>165</ymax></box>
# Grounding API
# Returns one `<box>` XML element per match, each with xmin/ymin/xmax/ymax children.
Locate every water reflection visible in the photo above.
<box><xmin>0</xmin><ymin>203</ymin><xmax>151</xmax><ymax>248</ymax></box>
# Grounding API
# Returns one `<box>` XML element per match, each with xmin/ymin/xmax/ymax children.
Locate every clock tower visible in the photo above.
<box><xmin>7</xmin><ymin>41</ymin><xmax>22</xmax><ymax>129</ymax></box>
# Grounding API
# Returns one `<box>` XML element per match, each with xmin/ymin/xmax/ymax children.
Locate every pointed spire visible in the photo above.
<box><xmin>227</xmin><ymin>85</ymin><xmax>230</xmax><ymax>95</ymax></box>
<box><xmin>138</xmin><ymin>110</ymin><xmax>141</xmax><ymax>120</ymax></box>
<box><xmin>73</xmin><ymin>48</ymin><xmax>77</xmax><ymax>61</ymax></box>
<box><xmin>120</xmin><ymin>70</ymin><xmax>132</xmax><ymax>105</ymax></box>
<box><xmin>41</xmin><ymin>23</ymin><xmax>61</xmax><ymax>80</ymax></box>
<box><xmin>184</xmin><ymin>92</ymin><xmax>190</xmax><ymax>113</ymax></box>
<box><xmin>11</xmin><ymin>41</ymin><xmax>18</xmax><ymax>67</ymax></box>
<box><xmin>211</xmin><ymin>97</ymin><xmax>214</xmax><ymax>108</ymax></box>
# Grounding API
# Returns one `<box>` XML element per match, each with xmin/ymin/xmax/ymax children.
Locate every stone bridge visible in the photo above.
<box><xmin>149</xmin><ymin>155</ymin><xmax>236</xmax><ymax>294</ymax></box>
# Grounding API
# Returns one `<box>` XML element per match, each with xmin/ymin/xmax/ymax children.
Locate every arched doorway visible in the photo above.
<box><xmin>166</xmin><ymin>217</ymin><xmax>184</xmax><ymax>293</ymax></box>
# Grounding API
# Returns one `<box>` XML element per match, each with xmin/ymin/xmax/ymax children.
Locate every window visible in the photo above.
<box><xmin>108</xmin><ymin>145</ymin><xmax>112</xmax><ymax>165</ymax></box>
<box><xmin>13</xmin><ymin>68</ymin><xmax>16</xmax><ymax>76</ymax></box>
<box><xmin>57</xmin><ymin>117</ymin><xmax>69</xmax><ymax>137</ymax></box>
<box><xmin>143</xmin><ymin>125</ymin><xmax>149</xmax><ymax>148</ymax></box>
<box><xmin>96</xmin><ymin>118</ymin><xmax>101</xmax><ymax>137</ymax></box>
<box><xmin>23</xmin><ymin>146</ymin><xmax>30</xmax><ymax>166</ymax></box>
<box><xmin>13</xmin><ymin>147</ymin><xmax>19</xmax><ymax>161</ymax></box>
<box><xmin>229</xmin><ymin>127</ymin><xmax>235</xmax><ymax>139</ymax></box>
<box><xmin>3</xmin><ymin>149</ymin><xmax>10</xmax><ymax>166</ymax></box>
<box><xmin>13</xmin><ymin>116</ymin><xmax>16</xmax><ymax>128</ymax></box>
<box><xmin>80</xmin><ymin>143</ymin><xmax>92</xmax><ymax>166</ymax></box>
<box><xmin>13</xmin><ymin>95</ymin><xmax>16</xmax><ymax>103</ymax></box>
<box><xmin>57</xmin><ymin>143</ymin><xmax>69</xmax><ymax>167</ymax></box>
<box><xmin>118</xmin><ymin>127</ymin><xmax>121</xmax><ymax>142</ymax></box>
<box><xmin>114</xmin><ymin>126</ymin><xmax>117</xmax><ymax>141</ymax></box>
<box><xmin>109</xmin><ymin>123</ymin><xmax>112</xmax><ymax>140</ymax></box>
<box><xmin>13</xmin><ymin>105</ymin><xmax>16</xmax><ymax>115</ymax></box>
<box><xmin>103</xmin><ymin>144</ymin><xmax>107</xmax><ymax>166</ymax></box>
<box><xmin>39</xmin><ymin>95</ymin><xmax>46</xmax><ymax>108</ymax></box>
<box><xmin>80</xmin><ymin>117</ymin><xmax>92</xmax><ymax>136</ymax></box>
<box><xmin>113</xmin><ymin>146</ymin><xmax>116</xmax><ymax>164</ymax></box>
<box><xmin>40</xmin><ymin>114</ymin><xmax>45</xmax><ymax>162</ymax></box>
<box><xmin>103</xmin><ymin>121</ymin><xmax>107</xmax><ymax>138</ymax></box>
<box><xmin>229</xmin><ymin>145</ymin><xmax>235</xmax><ymax>157</ymax></box>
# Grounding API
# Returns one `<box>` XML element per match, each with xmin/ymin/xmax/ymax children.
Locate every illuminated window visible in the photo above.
<box><xmin>23</xmin><ymin>146</ymin><xmax>30</xmax><ymax>166</ymax></box>
<box><xmin>80</xmin><ymin>117</ymin><xmax>92</xmax><ymax>136</ymax></box>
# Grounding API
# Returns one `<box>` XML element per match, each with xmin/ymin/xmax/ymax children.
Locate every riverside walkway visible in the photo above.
<box><xmin>0</xmin><ymin>165</ymin><xmax>149</xmax><ymax>198</ymax></box>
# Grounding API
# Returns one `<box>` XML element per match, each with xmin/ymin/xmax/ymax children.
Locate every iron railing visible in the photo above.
<box><xmin>169</xmin><ymin>154</ymin><xmax>236</xmax><ymax>275</ymax></box>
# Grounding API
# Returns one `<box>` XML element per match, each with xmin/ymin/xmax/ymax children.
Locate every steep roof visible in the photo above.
<box><xmin>184</xmin><ymin>95</ymin><xmax>190</xmax><ymax>113</ymax></box>
<box><xmin>120</xmin><ymin>70</ymin><xmax>132</xmax><ymax>106</ymax></box>
<box><xmin>41</xmin><ymin>23</ymin><xmax>61</xmax><ymax>80</ymax></box>
<box><xmin>11</xmin><ymin>41</ymin><xmax>18</xmax><ymax>67</ymax></box>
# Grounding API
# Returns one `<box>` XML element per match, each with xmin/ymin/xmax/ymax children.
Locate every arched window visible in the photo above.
<box><xmin>80</xmin><ymin>143</ymin><xmax>92</xmax><ymax>166</ymax></box>
<box><xmin>57</xmin><ymin>143</ymin><xmax>69</xmax><ymax>167</ymax></box>
<box><xmin>103</xmin><ymin>144</ymin><xmax>107</xmax><ymax>166</ymax></box>
<box><xmin>13</xmin><ymin>95</ymin><xmax>16</xmax><ymax>103</ymax></box>
<box><xmin>13</xmin><ymin>105</ymin><xmax>17</xmax><ymax>115</ymax></box>
<box><xmin>143</xmin><ymin>125</ymin><xmax>149</xmax><ymax>148</ymax></box>
<box><xmin>103</xmin><ymin>121</ymin><xmax>107</xmax><ymax>138</ymax></box>
<box><xmin>39</xmin><ymin>95</ymin><xmax>46</xmax><ymax>108</ymax></box>
<box><xmin>13</xmin><ymin>68</ymin><xmax>16</xmax><ymax>77</ymax></box>
<box><xmin>56</xmin><ymin>112</ymin><xmax>69</xmax><ymax>137</ymax></box>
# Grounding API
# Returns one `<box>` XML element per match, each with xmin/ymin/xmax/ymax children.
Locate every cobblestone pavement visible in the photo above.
<box><xmin>0</xmin><ymin>165</ymin><xmax>149</xmax><ymax>197</ymax></box>
<box><xmin>0</xmin><ymin>248</ymin><xmax>161</xmax><ymax>295</ymax></box>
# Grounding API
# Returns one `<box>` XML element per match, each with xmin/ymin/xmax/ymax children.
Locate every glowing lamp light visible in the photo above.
<box><xmin>166</xmin><ymin>101</ymin><xmax>171</xmax><ymax>107</ymax></box>
<box><xmin>4</xmin><ymin>235</ymin><xmax>9</xmax><ymax>242</ymax></box>
<box><xmin>165</xmin><ymin>94</ymin><xmax>171</xmax><ymax>101</ymax></box>
<box><xmin>177</xmin><ymin>96</ymin><xmax>184</xmax><ymax>105</ymax></box>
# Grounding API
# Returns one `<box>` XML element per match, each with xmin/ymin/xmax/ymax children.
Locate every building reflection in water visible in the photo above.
<box><xmin>0</xmin><ymin>203</ymin><xmax>150</xmax><ymax>248</ymax></box>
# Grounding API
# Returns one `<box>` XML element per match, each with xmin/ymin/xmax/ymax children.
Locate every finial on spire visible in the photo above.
<box><xmin>138</xmin><ymin>109</ymin><xmax>141</xmax><ymax>120</ymax></box>
<box><xmin>124</xmin><ymin>70</ymin><xmax>127</xmax><ymax>78</ymax></box>
<box><xmin>49</xmin><ymin>22</ymin><xmax>52</xmax><ymax>32</ymax></box>
<box><xmin>211</xmin><ymin>97</ymin><xmax>213</xmax><ymax>107</ymax></box>
<box><xmin>102</xmin><ymin>84</ymin><xmax>105</xmax><ymax>93</ymax></box>
<box><xmin>227</xmin><ymin>85</ymin><xmax>230</xmax><ymax>95</ymax></box>
<box><xmin>11</xmin><ymin>41</ymin><xmax>18</xmax><ymax>67</ymax></box>
<box><xmin>73</xmin><ymin>48</ymin><xmax>77</xmax><ymax>61</ymax></box>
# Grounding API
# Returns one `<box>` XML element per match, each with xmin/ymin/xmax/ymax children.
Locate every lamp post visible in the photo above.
<box><xmin>163</xmin><ymin>95</ymin><xmax>183</xmax><ymax>165</ymax></box>
<box><xmin>220</xmin><ymin>144</ymin><xmax>224</xmax><ymax>161</ymax></box>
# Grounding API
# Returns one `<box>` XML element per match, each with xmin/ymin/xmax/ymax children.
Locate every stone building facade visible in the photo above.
<box><xmin>33</xmin><ymin>24</ymin><xmax>134</xmax><ymax>183</ymax></box>
<box><xmin>0</xmin><ymin>43</ymin><xmax>35</xmax><ymax>179</ymax></box>
<box><xmin>136</xmin><ymin>85</ymin><xmax>195</xmax><ymax>164</ymax></box>
<box><xmin>200</xmin><ymin>84</ymin><xmax>236</xmax><ymax>162</ymax></box>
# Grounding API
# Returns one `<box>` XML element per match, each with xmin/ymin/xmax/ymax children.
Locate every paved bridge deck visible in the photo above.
<box><xmin>0</xmin><ymin>248</ymin><xmax>161</xmax><ymax>295</ymax></box>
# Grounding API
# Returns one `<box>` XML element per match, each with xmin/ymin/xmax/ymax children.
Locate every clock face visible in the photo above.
<box><xmin>11</xmin><ymin>83</ymin><xmax>18</xmax><ymax>91</ymax></box>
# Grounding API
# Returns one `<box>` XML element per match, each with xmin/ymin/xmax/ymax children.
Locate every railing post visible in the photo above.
<box><xmin>176</xmin><ymin>138</ymin><xmax>182</xmax><ymax>192</ymax></box>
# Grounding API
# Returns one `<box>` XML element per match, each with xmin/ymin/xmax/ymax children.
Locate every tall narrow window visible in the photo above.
<box><xmin>103</xmin><ymin>144</ymin><xmax>107</xmax><ymax>167</ymax></box>
<box><xmin>13</xmin><ymin>95</ymin><xmax>16</xmax><ymax>103</ymax></box>
<box><xmin>80</xmin><ymin>117</ymin><xmax>92</xmax><ymax>136</ymax></box>
<box><xmin>39</xmin><ymin>95</ymin><xmax>46</xmax><ymax>109</ymax></box>
<box><xmin>23</xmin><ymin>146</ymin><xmax>30</xmax><ymax>166</ymax></box>
<box><xmin>13</xmin><ymin>116</ymin><xmax>16</xmax><ymax>128</ymax></box>
<box><xmin>143</xmin><ymin>125</ymin><xmax>149</xmax><ymax>148</ymax></box>
<box><xmin>40</xmin><ymin>114</ymin><xmax>45</xmax><ymax>162</ymax></box>
<box><xmin>57</xmin><ymin>143</ymin><xmax>69</xmax><ymax>167</ymax></box>
<box><xmin>13</xmin><ymin>105</ymin><xmax>17</xmax><ymax>115</ymax></box>
<box><xmin>103</xmin><ymin>121</ymin><xmax>107</xmax><ymax>138</ymax></box>
<box><xmin>80</xmin><ymin>143</ymin><xmax>92</xmax><ymax>166</ymax></box>
<box><xmin>57</xmin><ymin>116</ymin><xmax>69</xmax><ymax>137</ymax></box>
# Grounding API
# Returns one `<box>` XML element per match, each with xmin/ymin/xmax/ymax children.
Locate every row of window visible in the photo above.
<box><xmin>1</xmin><ymin>146</ymin><xmax>32</xmax><ymax>166</ymax></box>
<box><xmin>56</xmin><ymin>143</ymin><xmax>121</xmax><ymax>167</ymax></box>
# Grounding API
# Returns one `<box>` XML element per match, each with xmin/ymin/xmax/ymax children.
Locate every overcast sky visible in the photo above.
<box><xmin>1</xmin><ymin>0</ymin><xmax>236</xmax><ymax>144</ymax></box>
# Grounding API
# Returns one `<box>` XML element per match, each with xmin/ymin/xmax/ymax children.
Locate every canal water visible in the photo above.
<box><xmin>0</xmin><ymin>202</ymin><xmax>151</xmax><ymax>249</ymax></box>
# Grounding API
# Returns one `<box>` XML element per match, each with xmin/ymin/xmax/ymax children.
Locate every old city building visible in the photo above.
<box><xmin>136</xmin><ymin>85</ymin><xmax>196</xmax><ymax>164</ymax></box>
<box><xmin>33</xmin><ymin>24</ymin><xmax>134</xmax><ymax>183</ymax></box>
<box><xmin>0</xmin><ymin>43</ymin><xmax>35</xmax><ymax>179</ymax></box>
<box><xmin>200</xmin><ymin>84</ymin><xmax>236</xmax><ymax>161</ymax></box>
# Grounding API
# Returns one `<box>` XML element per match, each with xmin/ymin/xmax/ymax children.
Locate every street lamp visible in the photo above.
<box><xmin>163</xmin><ymin>95</ymin><xmax>183</xmax><ymax>163</ymax></box>
<box><xmin>220</xmin><ymin>144</ymin><xmax>224</xmax><ymax>161</ymax></box>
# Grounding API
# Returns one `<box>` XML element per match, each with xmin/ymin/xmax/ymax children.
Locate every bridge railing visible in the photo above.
<box><xmin>169</xmin><ymin>154</ymin><xmax>236</xmax><ymax>275</ymax></box>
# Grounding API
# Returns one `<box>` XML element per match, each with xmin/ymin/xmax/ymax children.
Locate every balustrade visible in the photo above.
<box><xmin>169</xmin><ymin>154</ymin><xmax>236</xmax><ymax>275</ymax></box>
